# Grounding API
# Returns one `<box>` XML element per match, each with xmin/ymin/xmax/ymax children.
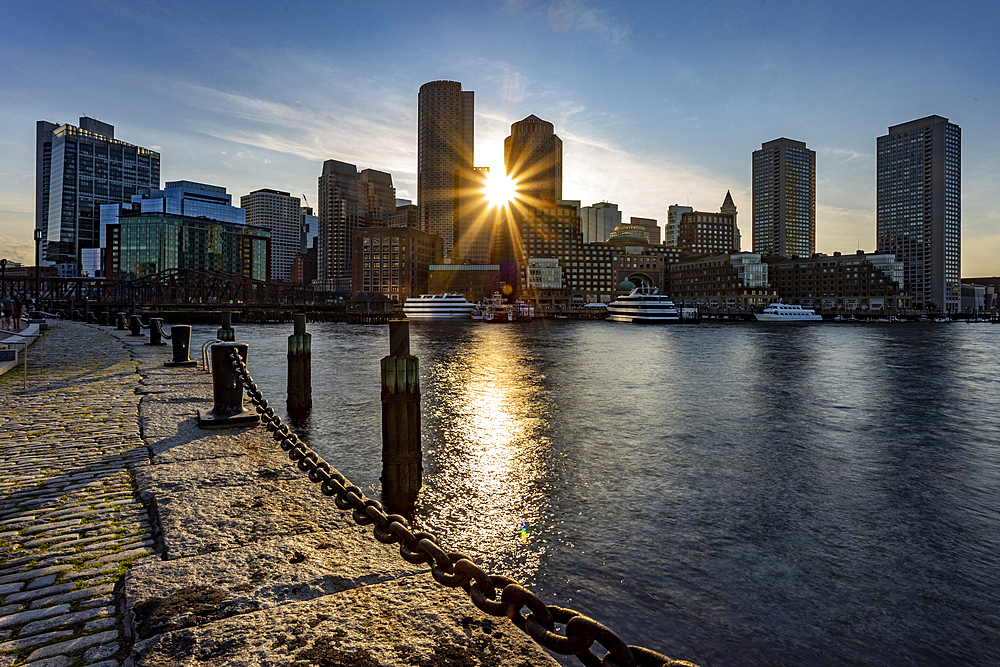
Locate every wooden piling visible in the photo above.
<box><xmin>380</xmin><ymin>320</ymin><xmax>421</xmax><ymax>513</ymax></box>
<box><xmin>286</xmin><ymin>314</ymin><xmax>312</xmax><ymax>425</ymax></box>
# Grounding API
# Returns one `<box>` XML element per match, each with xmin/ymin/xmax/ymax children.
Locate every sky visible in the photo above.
<box><xmin>1</xmin><ymin>0</ymin><xmax>998</xmax><ymax>276</ymax></box>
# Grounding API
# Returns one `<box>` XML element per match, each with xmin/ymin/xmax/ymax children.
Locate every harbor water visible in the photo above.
<box><xmin>190</xmin><ymin>319</ymin><xmax>1000</xmax><ymax>666</ymax></box>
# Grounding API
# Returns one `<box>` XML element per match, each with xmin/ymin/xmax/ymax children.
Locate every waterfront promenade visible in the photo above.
<box><xmin>0</xmin><ymin>321</ymin><xmax>558</xmax><ymax>667</ymax></box>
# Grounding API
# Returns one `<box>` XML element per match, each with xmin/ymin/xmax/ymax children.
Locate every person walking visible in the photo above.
<box><xmin>12</xmin><ymin>296</ymin><xmax>24</xmax><ymax>331</ymax></box>
<box><xmin>0</xmin><ymin>295</ymin><xmax>12</xmax><ymax>331</ymax></box>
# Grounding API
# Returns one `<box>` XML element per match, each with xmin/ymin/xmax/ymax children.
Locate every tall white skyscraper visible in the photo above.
<box><xmin>877</xmin><ymin>115</ymin><xmax>961</xmax><ymax>311</ymax></box>
<box><xmin>241</xmin><ymin>189</ymin><xmax>302</xmax><ymax>281</ymax></box>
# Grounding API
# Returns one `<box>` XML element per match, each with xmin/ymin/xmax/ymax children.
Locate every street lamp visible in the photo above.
<box><xmin>0</xmin><ymin>258</ymin><xmax>7</xmax><ymax>299</ymax></box>
<box><xmin>34</xmin><ymin>228</ymin><xmax>43</xmax><ymax>311</ymax></box>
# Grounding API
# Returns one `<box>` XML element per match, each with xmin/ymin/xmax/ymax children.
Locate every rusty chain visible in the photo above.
<box><xmin>228</xmin><ymin>349</ymin><xmax>699</xmax><ymax>667</ymax></box>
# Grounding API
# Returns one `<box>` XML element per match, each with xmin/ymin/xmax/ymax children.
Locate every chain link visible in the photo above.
<box><xmin>228</xmin><ymin>349</ymin><xmax>697</xmax><ymax>667</ymax></box>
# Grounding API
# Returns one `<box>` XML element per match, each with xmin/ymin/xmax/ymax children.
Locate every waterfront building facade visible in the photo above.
<box><xmin>241</xmin><ymin>189</ymin><xmax>301</xmax><ymax>281</ymax></box>
<box><xmin>876</xmin><ymin>115</ymin><xmax>961</xmax><ymax>312</ymax></box>
<box><xmin>505</xmin><ymin>115</ymin><xmax>562</xmax><ymax>207</ymax></box>
<box><xmin>418</xmin><ymin>80</ymin><xmax>474</xmax><ymax>258</ymax></box>
<box><xmin>752</xmin><ymin>138</ymin><xmax>815</xmax><ymax>258</ymax></box>
<box><xmin>36</xmin><ymin>117</ymin><xmax>160</xmax><ymax>276</ymax></box>
<box><xmin>764</xmin><ymin>251</ymin><xmax>911</xmax><ymax>310</ymax></box>
<box><xmin>317</xmin><ymin>159</ymin><xmax>396</xmax><ymax>294</ymax></box>
<box><xmin>677</xmin><ymin>192</ymin><xmax>741</xmax><ymax>257</ymax></box>
<box><xmin>105</xmin><ymin>211</ymin><xmax>269</xmax><ymax>282</ymax></box>
<box><xmin>353</xmin><ymin>226</ymin><xmax>443</xmax><ymax>301</ymax></box>
<box><xmin>580</xmin><ymin>202</ymin><xmax>621</xmax><ymax>244</ymax></box>
<box><xmin>670</xmin><ymin>253</ymin><xmax>776</xmax><ymax>308</ymax></box>
<box><xmin>427</xmin><ymin>264</ymin><xmax>501</xmax><ymax>303</ymax></box>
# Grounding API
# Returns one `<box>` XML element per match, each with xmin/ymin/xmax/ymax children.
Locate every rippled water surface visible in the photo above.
<box><xmin>191</xmin><ymin>320</ymin><xmax>1000</xmax><ymax>666</ymax></box>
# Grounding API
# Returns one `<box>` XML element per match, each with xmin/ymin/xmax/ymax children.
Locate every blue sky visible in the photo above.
<box><xmin>1</xmin><ymin>0</ymin><xmax>997</xmax><ymax>275</ymax></box>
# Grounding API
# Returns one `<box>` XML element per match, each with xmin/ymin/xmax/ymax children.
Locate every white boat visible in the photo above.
<box><xmin>402</xmin><ymin>293</ymin><xmax>475</xmax><ymax>319</ymax></box>
<box><xmin>607</xmin><ymin>286</ymin><xmax>680</xmax><ymax>323</ymax></box>
<box><xmin>755</xmin><ymin>302</ymin><xmax>823</xmax><ymax>322</ymax></box>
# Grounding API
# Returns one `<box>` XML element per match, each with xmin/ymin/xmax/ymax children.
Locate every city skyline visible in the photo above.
<box><xmin>1</xmin><ymin>1</ymin><xmax>997</xmax><ymax>276</ymax></box>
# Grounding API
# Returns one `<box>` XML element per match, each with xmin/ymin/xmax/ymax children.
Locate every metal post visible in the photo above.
<box><xmin>146</xmin><ymin>318</ymin><xmax>167</xmax><ymax>346</ymax></box>
<box><xmin>217</xmin><ymin>311</ymin><xmax>235</xmax><ymax>342</ymax></box>
<box><xmin>116</xmin><ymin>312</ymin><xmax>127</xmax><ymax>330</ymax></box>
<box><xmin>128</xmin><ymin>314</ymin><xmax>144</xmax><ymax>336</ymax></box>
<box><xmin>197</xmin><ymin>342</ymin><xmax>259</xmax><ymax>428</ymax></box>
<box><xmin>287</xmin><ymin>314</ymin><xmax>312</xmax><ymax>425</ymax></box>
<box><xmin>165</xmin><ymin>325</ymin><xmax>198</xmax><ymax>367</ymax></box>
<box><xmin>380</xmin><ymin>319</ymin><xmax>421</xmax><ymax>513</ymax></box>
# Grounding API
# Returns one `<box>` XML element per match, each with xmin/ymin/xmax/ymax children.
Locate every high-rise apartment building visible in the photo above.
<box><xmin>504</xmin><ymin>115</ymin><xmax>562</xmax><ymax>207</ymax></box>
<box><xmin>666</xmin><ymin>204</ymin><xmax>693</xmax><ymax>247</ymax></box>
<box><xmin>316</xmin><ymin>160</ymin><xmax>396</xmax><ymax>294</ymax></box>
<box><xmin>876</xmin><ymin>115</ymin><xmax>961</xmax><ymax>311</ymax></box>
<box><xmin>580</xmin><ymin>202</ymin><xmax>621</xmax><ymax>244</ymax></box>
<box><xmin>36</xmin><ymin>117</ymin><xmax>160</xmax><ymax>275</ymax></box>
<box><xmin>241</xmin><ymin>189</ymin><xmax>302</xmax><ymax>281</ymax></box>
<box><xmin>752</xmin><ymin>138</ymin><xmax>815</xmax><ymax>258</ymax></box>
<box><xmin>417</xmin><ymin>80</ymin><xmax>474</xmax><ymax>259</ymax></box>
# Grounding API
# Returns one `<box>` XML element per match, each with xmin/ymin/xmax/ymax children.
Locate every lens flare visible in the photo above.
<box><xmin>483</xmin><ymin>170</ymin><xmax>517</xmax><ymax>208</ymax></box>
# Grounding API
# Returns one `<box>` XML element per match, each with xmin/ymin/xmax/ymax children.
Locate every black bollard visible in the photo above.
<box><xmin>197</xmin><ymin>342</ymin><xmax>259</xmax><ymax>428</ymax></box>
<box><xmin>146</xmin><ymin>318</ymin><xmax>167</xmax><ymax>346</ymax></box>
<box><xmin>217</xmin><ymin>311</ymin><xmax>235</xmax><ymax>342</ymax></box>
<box><xmin>165</xmin><ymin>325</ymin><xmax>198</xmax><ymax>367</ymax></box>
<box><xmin>128</xmin><ymin>314</ymin><xmax>144</xmax><ymax>336</ymax></box>
<box><xmin>287</xmin><ymin>314</ymin><xmax>312</xmax><ymax>425</ymax></box>
<box><xmin>116</xmin><ymin>312</ymin><xmax>128</xmax><ymax>330</ymax></box>
<box><xmin>99</xmin><ymin>311</ymin><xmax>110</xmax><ymax>326</ymax></box>
<box><xmin>380</xmin><ymin>320</ymin><xmax>422</xmax><ymax>513</ymax></box>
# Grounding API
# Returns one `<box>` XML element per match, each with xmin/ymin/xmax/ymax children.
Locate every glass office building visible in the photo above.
<box><xmin>752</xmin><ymin>138</ymin><xmax>816</xmax><ymax>258</ymax></box>
<box><xmin>107</xmin><ymin>212</ymin><xmax>269</xmax><ymax>282</ymax></box>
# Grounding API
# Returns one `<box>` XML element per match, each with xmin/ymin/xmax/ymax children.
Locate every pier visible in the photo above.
<box><xmin>0</xmin><ymin>322</ymin><xmax>559</xmax><ymax>666</ymax></box>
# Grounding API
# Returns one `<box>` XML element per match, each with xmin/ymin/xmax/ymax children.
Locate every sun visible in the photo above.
<box><xmin>483</xmin><ymin>170</ymin><xmax>517</xmax><ymax>208</ymax></box>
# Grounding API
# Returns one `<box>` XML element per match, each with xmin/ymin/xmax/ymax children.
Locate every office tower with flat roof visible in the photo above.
<box><xmin>580</xmin><ymin>202</ymin><xmax>621</xmax><ymax>244</ymax></box>
<box><xmin>630</xmin><ymin>217</ymin><xmax>661</xmax><ymax>245</ymax></box>
<box><xmin>752</xmin><ymin>137</ymin><xmax>815</xmax><ymax>258</ymax></box>
<box><xmin>877</xmin><ymin>115</ymin><xmax>961</xmax><ymax>312</ymax></box>
<box><xmin>36</xmin><ymin>117</ymin><xmax>160</xmax><ymax>275</ymax></box>
<box><xmin>453</xmin><ymin>166</ymin><xmax>494</xmax><ymax>264</ymax></box>
<box><xmin>418</xmin><ymin>80</ymin><xmax>474</xmax><ymax>259</ymax></box>
<box><xmin>241</xmin><ymin>189</ymin><xmax>302</xmax><ymax>281</ymax></box>
<box><xmin>504</xmin><ymin>115</ymin><xmax>563</xmax><ymax>207</ymax></box>
<box><xmin>317</xmin><ymin>159</ymin><xmax>396</xmax><ymax>294</ymax></box>
<box><xmin>666</xmin><ymin>204</ymin><xmax>693</xmax><ymax>247</ymax></box>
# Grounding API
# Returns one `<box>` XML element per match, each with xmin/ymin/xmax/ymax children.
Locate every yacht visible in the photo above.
<box><xmin>402</xmin><ymin>293</ymin><xmax>475</xmax><ymax>319</ymax></box>
<box><xmin>607</xmin><ymin>286</ymin><xmax>680</xmax><ymax>323</ymax></box>
<box><xmin>755</xmin><ymin>302</ymin><xmax>823</xmax><ymax>322</ymax></box>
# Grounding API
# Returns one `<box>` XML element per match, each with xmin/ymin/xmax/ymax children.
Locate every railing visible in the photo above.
<box><xmin>227</xmin><ymin>348</ymin><xmax>699</xmax><ymax>667</ymax></box>
<box><xmin>1</xmin><ymin>333</ymin><xmax>44</xmax><ymax>389</ymax></box>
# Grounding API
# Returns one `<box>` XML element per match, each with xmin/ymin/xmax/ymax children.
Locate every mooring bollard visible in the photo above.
<box><xmin>146</xmin><ymin>318</ymin><xmax>167</xmax><ymax>346</ymax></box>
<box><xmin>99</xmin><ymin>311</ymin><xmax>110</xmax><ymax>326</ymax></box>
<box><xmin>116</xmin><ymin>312</ymin><xmax>127</xmax><ymax>330</ymax></box>
<box><xmin>217</xmin><ymin>311</ymin><xmax>235</xmax><ymax>342</ymax></box>
<box><xmin>128</xmin><ymin>314</ymin><xmax>144</xmax><ymax>337</ymax></box>
<box><xmin>380</xmin><ymin>320</ymin><xmax>422</xmax><ymax>513</ymax></box>
<box><xmin>197</xmin><ymin>342</ymin><xmax>259</xmax><ymax>428</ymax></box>
<box><xmin>165</xmin><ymin>325</ymin><xmax>198</xmax><ymax>367</ymax></box>
<box><xmin>287</xmin><ymin>313</ymin><xmax>312</xmax><ymax>425</ymax></box>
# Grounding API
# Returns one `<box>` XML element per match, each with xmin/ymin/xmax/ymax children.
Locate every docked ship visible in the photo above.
<box><xmin>755</xmin><ymin>302</ymin><xmax>824</xmax><ymax>322</ymax></box>
<box><xmin>607</xmin><ymin>286</ymin><xmax>680</xmax><ymax>323</ymax></box>
<box><xmin>479</xmin><ymin>293</ymin><xmax>534</xmax><ymax>323</ymax></box>
<box><xmin>402</xmin><ymin>293</ymin><xmax>476</xmax><ymax>319</ymax></box>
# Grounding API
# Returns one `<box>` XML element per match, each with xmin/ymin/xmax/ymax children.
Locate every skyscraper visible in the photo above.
<box><xmin>317</xmin><ymin>159</ymin><xmax>395</xmax><ymax>294</ymax></box>
<box><xmin>504</xmin><ymin>115</ymin><xmax>562</xmax><ymax>207</ymax></box>
<box><xmin>752</xmin><ymin>137</ymin><xmax>815</xmax><ymax>258</ymax></box>
<box><xmin>417</xmin><ymin>80</ymin><xmax>474</xmax><ymax>259</ymax></box>
<box><xmin>579</xmin><ymin>202</ymin><xmax>620</xmax><ymax>244</ymax></box>
<box><xmin>453</xmin><ymin>166</ymin><xmax>493</xmax><ymax>264</ymax></box>
<box><xmin>877</xmin><ymin>115</ymin><xmax>961</xmax><ymax>311</ymax></box>
<box><xmin>36</xmin><ymin>117</ymin><xmax>160</xmax><ymax>275</ymax></box>
<box><xmin>241</xmin><ymin>189</ymin><xmax>302</xmax><ymax>281</ymax></box>
<box><xmin>666</xmin><ymin>204</ymin><xmax>693</xmax><ymax>247</ymax></box>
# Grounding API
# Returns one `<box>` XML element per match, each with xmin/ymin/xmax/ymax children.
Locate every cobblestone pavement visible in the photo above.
<box><xmin>0</xmin><ymin>321</ymin><xmax>154</xmax><ymax>667</ymax></box>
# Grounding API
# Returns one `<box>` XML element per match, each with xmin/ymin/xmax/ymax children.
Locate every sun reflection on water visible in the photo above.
<box><xmin>413</xmin><ymin>326</ymin><xmax>554</xmax><ymax>579</ymax></box>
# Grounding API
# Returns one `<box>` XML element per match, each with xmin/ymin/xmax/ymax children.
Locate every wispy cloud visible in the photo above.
<box><xmin>546</xmin><ymin>1</ymin><xmax>630</xmax><ymax>46</ymax></box>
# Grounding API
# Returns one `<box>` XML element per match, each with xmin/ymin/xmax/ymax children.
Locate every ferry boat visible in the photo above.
<box><xmin>402</xmin><ymin>293</ymin><xmax>475</xmax><ymax>319</ymax></box>
<box><xmin>606</xmin><ymin>286</ymin><xmax>680</xmax><ymax>323</ymax></box>
<box><xmin>755</xmin><ymin>302</ymin><xmax>823</xmax><ymax>322</ymax></box>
